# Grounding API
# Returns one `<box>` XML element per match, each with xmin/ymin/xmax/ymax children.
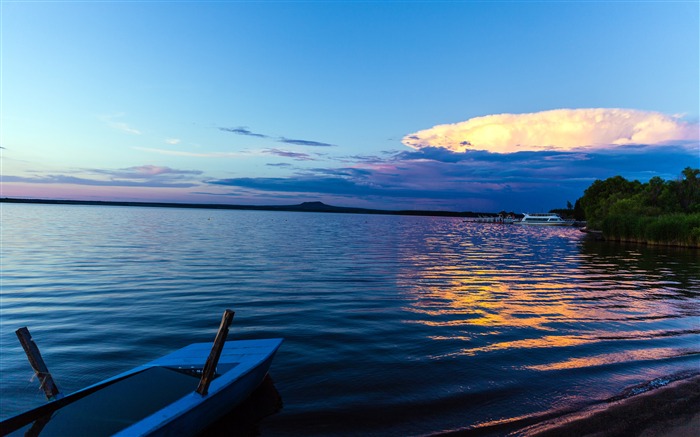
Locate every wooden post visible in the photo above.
<box><xmin>196</xmin><ymin>309</ymin><xmax>235</xmax><ymax>396</ymax></box>
<box><xmin>16</xmin><ymin>327</ymin><xmax>62</xmax><ymax>400</ymax></box>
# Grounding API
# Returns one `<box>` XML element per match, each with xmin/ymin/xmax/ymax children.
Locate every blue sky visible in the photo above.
<box><xmin>2</xmin><ymin>1</ymin><xmax>698</xmax><ymax>212</ymax></box>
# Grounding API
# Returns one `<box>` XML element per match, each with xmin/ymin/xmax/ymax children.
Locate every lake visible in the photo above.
<box><xmin>1</xmin><ymin>203</ymin><xmax>698</xmax><ymax>435</ymax></box>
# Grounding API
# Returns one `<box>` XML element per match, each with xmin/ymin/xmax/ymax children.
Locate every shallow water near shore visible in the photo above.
<box><xmin>1</xmin><ymin>203</ymin><xmax>698</xmax><ymax>435</ymax></box>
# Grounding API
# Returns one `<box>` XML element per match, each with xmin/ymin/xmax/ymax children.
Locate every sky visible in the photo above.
<box><xmin>1</xmin><ymin>1</ymin><xmax>698</xmax><ymax>213</ymax></box>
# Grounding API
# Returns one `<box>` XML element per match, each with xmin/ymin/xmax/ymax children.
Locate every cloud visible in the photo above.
<box><xmin>99</xmin><ymin>113</ymin><xmax>141</xmax><ymax>135</ymax></box>
<box><xmin>219</xmin><ymin>126</ymin><xmax>335</xmax><ymax>147</ymax></box>
<box><xmin>1</xmin><ymin>174</ymin><xmax>197</xmax><ymax>188</ymax></box>
<box><xmin>134</xmin><ymin>147</ymin><xmax>244</xmax><ymax>158</ymax></box>
<box><xmin>263</xmin><ymin>148</ymin><xmax>316</xmax><ymax>161</ymax></box>
<box><xmin>210</xmin><ymin>176</ymin><xmax>367</xmax><ymax>195</ymax></box>
<box><xmin>7</xmin><ymin>108</ymin><xmax>696</xmax><ymax>212</ymax></box>
<box><xmin>93</xmin><ymin>165</ymin><xmax>202</xmax><ymax>178</ymax></box>
<box><xmin>111</xmin><ymin>122</ymin><xmax>141</xmax><ymax>135</ymax></box>
<box><xmin>208</xmin><ymin>158</ymin><xmax>516</xmax><ymax>201</ymax></box>
<box><xmin>2</xmin><ymin>165</ymin><xmax>203</xmax><ymax>189</ymax></box>
<box><xmin>402</xmin><ymin>109</ymin><xmax>700</xmax><ymax>153</ymax></box>
<box><xmin>203</xmin><ymin>142</ymin><xmax>696</xmax><ymax>211</ymax></box>
<box><xmin>279</xmin><ymin>137</ymin><xmax>336</xmax><ymax>147</ymax></box>
<box><xmin>219</xmin><ymin>127</ymin><xmax>269</xmax><ymax>138</ymax></box>
<box><xmin>165</xmin><ymin>138</ymin><xmax>181</xmax><ymax>145</ymax></box>
<box><xmin>337</xmin><ymin>153</ymin><xmax>393</xmax><ymax>165</ymax></box>
<box><xmin>218</xmin><ymin>125</ymin><xmax>337</xmax><ymax>147</ymax></box>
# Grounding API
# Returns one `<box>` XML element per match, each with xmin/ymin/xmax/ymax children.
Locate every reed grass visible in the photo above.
<box><xmin>602</xmin><ymin>213</ymin><xmax>700</xmax><ymax>247</ymax></box>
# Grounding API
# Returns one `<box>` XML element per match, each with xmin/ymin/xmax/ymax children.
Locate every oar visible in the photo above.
<box><xmin>196</xmin><ymin>309</ymin><xmax>235</xmax><ymax>396</ymax></box>
<box><xmin>16</xmin><ymin>327</ymin><xmax>62</xmax><ymax>401</ymax></box>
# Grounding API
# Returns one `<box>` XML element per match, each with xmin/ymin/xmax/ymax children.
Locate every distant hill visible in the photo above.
<box><xmin>0</xmin><ymin>197</ymin><xmax>493</xmax><ymax>218</ymax></box>
<box><xmin>268</xmin><ymin>201</ymin><xmax>380</xmax><ymax>214</ymax></box>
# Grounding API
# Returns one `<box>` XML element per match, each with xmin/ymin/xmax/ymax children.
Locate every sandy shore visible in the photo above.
<box><xmin>517</xmin><ymin>375</ymin><xmax>700</xmax><ymax>437</ymax></box>
<box><xmin>437</xmin><ymin>374</ymin><xmax>700</xmax><ymax>436</ymax></box>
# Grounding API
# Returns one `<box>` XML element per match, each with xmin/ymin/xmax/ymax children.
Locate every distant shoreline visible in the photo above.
<box><xmin>0</xmin><ymin>197</ymin><xmax>498</xmax><ymax>218</ymax></box>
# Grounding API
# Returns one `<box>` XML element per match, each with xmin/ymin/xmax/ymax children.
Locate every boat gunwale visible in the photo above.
<box><xmin>0</xmin><ymin>338</ymin><xmax>283</xmax><ymax>437</ymax></box>
<box><xmin>114</xmin><ymin>338</ymin><xmax>282</xmax><ymax>436</ymax></box>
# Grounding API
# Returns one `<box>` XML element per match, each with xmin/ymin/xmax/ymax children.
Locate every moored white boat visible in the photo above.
<box><xmin>515</xmin><ymin>213</ymin><xmax>575</xmax><ymax>226</ymax></box>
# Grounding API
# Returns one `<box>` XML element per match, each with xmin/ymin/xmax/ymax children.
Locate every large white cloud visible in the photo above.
<box><xmin>402</xmin><ymin>108</ymin><xmax>699</xmax><ymax>153</ymax></box>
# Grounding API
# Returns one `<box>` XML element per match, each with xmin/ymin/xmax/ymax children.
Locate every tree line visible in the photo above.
<box><xmin>573</xmin><ymin>167</ymin><xmax>700</xmax><ymax>247</ymax></box>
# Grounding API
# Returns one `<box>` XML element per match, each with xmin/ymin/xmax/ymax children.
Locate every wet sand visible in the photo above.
<box><xmin>437</xmin><ymin>374</ymin><xmax>699</xmax><ymax>437</ymax></box>
<box><xmin>519</xmin><ymin>375</ymin><xmax>700</xmax><ymax>437</ymax></box>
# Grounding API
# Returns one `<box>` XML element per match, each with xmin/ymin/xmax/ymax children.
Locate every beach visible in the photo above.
<box><xmin>519</xmin><ymin>374</ymin><xmax>700</xmax><ymax>437</ymax></box>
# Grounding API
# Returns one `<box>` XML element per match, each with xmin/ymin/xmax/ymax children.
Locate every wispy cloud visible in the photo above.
<box><xmin>165</xmin><ymin>138</ymin><xmax>181</xmax><ymax>145</ymax></box>
<box><xmin>278</xmin><ymin>137</ymin><xmax>336</xmax><ymax>147</ymax></box>
<box><xmin>1</xmin><ymin>165</ymin><xmax>203</xmax><ymax>189</ymax></box>
<box><xmin>1</xmin><ymin>175</ymin><xmax>197</xmax><ymax>188</ymax></box>
<box><xmin>263</xmin><ymin>148</ymin><xmax>316</xmax><ymax>161</ymax></box>
<box><xmin>403</xmin><ymin>109</ymin><xmax>700</xmax><ymax>154</ymax></box>
<box><xmin>209</xmin><ymin>176</ymin><xmax>385</xmax><ymax>197</ymax></box>
<box><xmin>93</xmin><ymin>165</ymin><xmax>202</xmax><ymax>178</ymax></box>
<box><xmin>219</xmin><ymin>127</ymin><xmax>269</xmax><ymax>138</ymax></box>
<box><xmin>134</xmin><ymin>147</ymin><xmax>245</xmax><ymax>158</ymax></box>
<box><xmin>218</xmin><ymin>125</ymin><xmax>337</xmax><ymax>147</ymax></box>
<box><xmin>99</xmin><ymin>113</ymin><xmax>142</xmax><ymax>135</ymax></box>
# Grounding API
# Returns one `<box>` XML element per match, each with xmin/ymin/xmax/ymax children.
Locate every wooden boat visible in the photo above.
<box><xmin>1</xmin><ymin>312</ymin><xmax>282</xmax><ymax>436</ymax></box>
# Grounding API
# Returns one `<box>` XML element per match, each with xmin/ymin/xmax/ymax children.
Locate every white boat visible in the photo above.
<box><xmin>515</xmin><ymin>213</ymin><xmax>575</xmax><ymax>226</ymax></box>
<box><xmin>2</xmin><ymin>338</ymin><xmax>283</xmax><ymax>436</ymax></box>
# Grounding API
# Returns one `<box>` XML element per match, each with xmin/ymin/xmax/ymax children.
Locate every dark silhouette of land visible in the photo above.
<box><xmin>1</xmin><ymin>198</ymin><xmax>506</xmax><ymax>218</ymax></box>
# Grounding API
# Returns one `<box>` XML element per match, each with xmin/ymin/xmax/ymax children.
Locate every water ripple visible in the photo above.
<box><xmin>1</xmin><ymin>205</ymin><xmax>698</xmax><ymax>436</ymax></box>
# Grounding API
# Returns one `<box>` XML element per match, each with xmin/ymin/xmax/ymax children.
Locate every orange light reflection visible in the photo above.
<box><xmin>525</xmin><ymin>347</ymin><xmax>690</xmax><ymax>371</ymax></box>
<box><xmin>398</xmin><ymin>245</ymin><xmax>689</xmax><ymax>360</ymax></box>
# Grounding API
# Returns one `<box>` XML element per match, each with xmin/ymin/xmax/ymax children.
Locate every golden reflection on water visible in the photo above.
<box><xmin>525</xmin><ymin>347</ymin><xmax>689</xmax><ymax>371</ymax></box>
<box><xmin>402</xmin><ymin>265</ymin><xmax>604</xmax><ymax>332</ymax></box>
<box><xmin>397</xmin><ymin>223</ymin><xmax>698</xmax><ymax>363</ymax></box>
<box><xmin>446</xmin><ymin>329</ymin><xmax>699</xmax><ymax>357</ymax></box>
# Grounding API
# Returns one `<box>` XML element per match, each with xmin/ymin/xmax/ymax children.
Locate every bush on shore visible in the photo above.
<box><xmin>579</xmin><ymin>167</ymin><xmax>700</xmax><ymax>247</ymax></box>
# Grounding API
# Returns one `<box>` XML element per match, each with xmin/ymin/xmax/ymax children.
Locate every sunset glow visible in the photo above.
<box><xmin>1</xmin><ymin>2</ymin><xmax>697</xmax><ymax>211</ymax></box>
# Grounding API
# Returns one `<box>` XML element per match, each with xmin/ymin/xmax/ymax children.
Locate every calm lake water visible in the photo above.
<box><xmin>1</xmin><ymin>203</ymin><xmax>699</xmax><ymax>435</ymax></box>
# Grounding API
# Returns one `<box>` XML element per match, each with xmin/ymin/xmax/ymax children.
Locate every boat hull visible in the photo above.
<box><xmin>1</xmin><ymin>339</ymin><xmax>283</xmax><ymax>437</ymax></box>
<box><xmin>121</xmin><ymin>342</ymin><xmax>279</xmax><ymax>436</ymax></box>
<box><xmin>515</xmin><ymin>213</ymin><xmax>575</xmax><ymax>226</ymax></box>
